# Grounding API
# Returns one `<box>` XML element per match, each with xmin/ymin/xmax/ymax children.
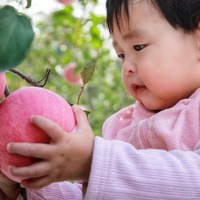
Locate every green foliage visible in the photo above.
<box><xmin>81</xmin><ymin>63</ymin><xmax>95</xmax><ymax>85</ymax></box>
<box><xmin>3</xmin><ymin>1</ymin><xmax>134</xmax><ymax>135</ymax></box>
<box><xmin>0</xmin><ymin>5</ymin><xmax>34</xmax><ymax>71</ymax></box>
<box><xmin>25</xmin><ymin>0</ymin><xmax>32</xmax><ymax>8</ymax></box>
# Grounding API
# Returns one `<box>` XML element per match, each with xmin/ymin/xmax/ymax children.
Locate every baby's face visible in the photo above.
<box><xmin>112</xmin><ymin>0</ymin><xmax>200</xmax><ymax>111</ymax></box>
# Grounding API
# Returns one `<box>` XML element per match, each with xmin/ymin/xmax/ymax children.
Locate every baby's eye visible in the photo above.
<box><xmin>134</xmin><ymin>44</ymin><xmax>147</xmax><ymax>51</ymax></box>
<box><xmin>118</xmin><ymin>54</ymin><xmax>125</xmax><ymax>60</ymax></box>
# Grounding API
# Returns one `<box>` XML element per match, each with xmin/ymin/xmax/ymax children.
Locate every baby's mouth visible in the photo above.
<box><xmin>131</xmin><ymin>84</ymin><xmax>146</xmax><ymax>93</ymax></box>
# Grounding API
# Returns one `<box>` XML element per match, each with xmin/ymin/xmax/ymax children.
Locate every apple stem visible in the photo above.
<box><xmin>77</xmin><ymin>85</ymin><xmax>85</xmax><ymax>105</ymax></box>
<box><xmin>10</xmin><ymin>68</ymin><xmax>51</xmax><ymax>87</ymax></box>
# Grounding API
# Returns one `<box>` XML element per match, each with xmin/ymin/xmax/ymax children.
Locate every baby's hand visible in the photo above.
<box><xmin>7</xmin><ymin>105</ymin><xmax>95</xmax><ymax>189</ymax></box>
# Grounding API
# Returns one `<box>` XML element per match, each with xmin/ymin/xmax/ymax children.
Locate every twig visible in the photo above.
<box><xmin>10</xmin><ymin>68</ymin><xmax>51</xmax><ymax>87</ymax></box>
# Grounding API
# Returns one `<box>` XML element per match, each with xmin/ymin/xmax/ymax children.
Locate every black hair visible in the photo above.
<box><xmin>106</xmin><ymin>0</ymin><xmax>200</xmax><ymax>33</ymax></box>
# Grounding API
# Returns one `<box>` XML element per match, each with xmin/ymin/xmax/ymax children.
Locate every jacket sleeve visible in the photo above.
<box><xmin>21</xmin><ymin>181</ymin><xmax>82</xmax><ymax>200</ymax></box>
<box><xmin>19</xmin><ymin>136</ymin><xmax>200</xmax><ymax>199</ymax></box>
<box><xmin>85</xmin><ymin>137</ymin><xmax>200</xmax><ymax>200</ymax></box>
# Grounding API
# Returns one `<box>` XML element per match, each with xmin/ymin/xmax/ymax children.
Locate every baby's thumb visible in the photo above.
<box><xmin>72</xmin><ymin>105</ymin><xmax>90</xmax><ymax>129</ymax></box>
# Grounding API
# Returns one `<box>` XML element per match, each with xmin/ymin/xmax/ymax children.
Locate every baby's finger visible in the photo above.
<box><xmin>30</xmin><ymin>115</ymin><xmax>66</xmax><ymax>143</ymax></box>
<box><xmin>7</xmin><ymin>143</ymin><xmax>52</xmax><ymax>160</ymax></box>
<box><xmin>72</xmin><ymin>105</ymin><xmax>92</xmax><ymax>131</ymax></box>
<box><xmin>8</xmin><ymin>161</ymin><xmax>51</xmax><ymax>179</ymax></box>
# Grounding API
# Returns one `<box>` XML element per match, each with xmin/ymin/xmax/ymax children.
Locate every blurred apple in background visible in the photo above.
<box><xmin>63</xmin><ymin>63</ymin><xmax>82</xmax><ymax>86</ymax></box>
<box><xmin>58</xmin><ymin>0</ymin><xmax>73</xmax><ymax>5</ymax></box>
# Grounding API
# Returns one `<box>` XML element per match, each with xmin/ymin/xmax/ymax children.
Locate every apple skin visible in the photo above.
<box><xmin>0</xmin><ymin>86</ymin><xmax>76</xmax><ymax>182</ymax></box>
<box><xmin>58</xmin><ymin>0</ymin><xmax>73</xmax><ymax>5</ymax></box>
<box><xmin>0</xmin><ymin>73</ymin><xmax>6</xmax><ymax>100</ymax></box>
<box><xmin>63</xmin><ymin>63</ymin><xmax>82</xmax><ymax>85</ymax></box>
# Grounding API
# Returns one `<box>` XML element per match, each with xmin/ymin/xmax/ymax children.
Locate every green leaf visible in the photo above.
<box><xmin>80</xmin><ymin>63</ymin><xmax>95</xmax><ymax>85</ymax></box>
<box><xmin>84</xmin><ymin>109</ymin><xmax>91</xmax><ymax>117</ymax></box>
<box><xmin>0</xmin><ymin>6</ymin><xmax>35</xmax><ymax>71</ymax></box>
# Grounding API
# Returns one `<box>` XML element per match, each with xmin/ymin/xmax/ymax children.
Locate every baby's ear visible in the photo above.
<box><xmin>195</xmin><ymin>22</ymin><xmax>200</xmax><ymax>54</ymax></box>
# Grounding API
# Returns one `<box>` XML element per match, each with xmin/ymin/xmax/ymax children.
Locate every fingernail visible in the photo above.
<box><xmin>30</xmin><ymin>115</ymin><xmax>35</xmax><ymax>122</ymax></box>
<box><xmin>72</xmin><ymin>104</ymin><xmax>78</xmax><ymax>108</ymax></box>
<box><xmin>8</xmin><ymin>165</ymin><xmax>13</xmax><ymax>173</ymax></box>
<box><xmin>6</xmin><ymin>143</ymin><xmax>11</xmax><ymax>152</ymax></box>
<box><xmin>73</xmin><ymin>104</ymin><xmax>83</xmax><ymax>110</ymax></box>
<box><xmin>72</xmin><ymin>104</ymin><xmax>79</xmax><ymax>110</ymax></box>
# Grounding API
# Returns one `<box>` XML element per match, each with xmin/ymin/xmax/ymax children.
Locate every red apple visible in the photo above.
<box><xmin>0</xmin><ymin>86</ymin><xmax>76</xmax><ymax>182</ymax></box>
<box><xmin>63</xmin><ymin>63</ymin><xmax>82</xmax><ymax>85</ymax></box>
<box><xmin>0</xmin><ymin>73</ymin><xmax>6</xmax><ymax>100</ymax></box>
<box><xmin>58</xmin><ymin>0</ymin><xmax>73</xmax><ymax>5</ymax></box>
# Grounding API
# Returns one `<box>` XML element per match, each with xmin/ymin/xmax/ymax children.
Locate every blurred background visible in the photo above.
<box><xmin>1</xmin><ymin>0</ymin><xmax>134</xmax><ymax>135</ymax></box>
